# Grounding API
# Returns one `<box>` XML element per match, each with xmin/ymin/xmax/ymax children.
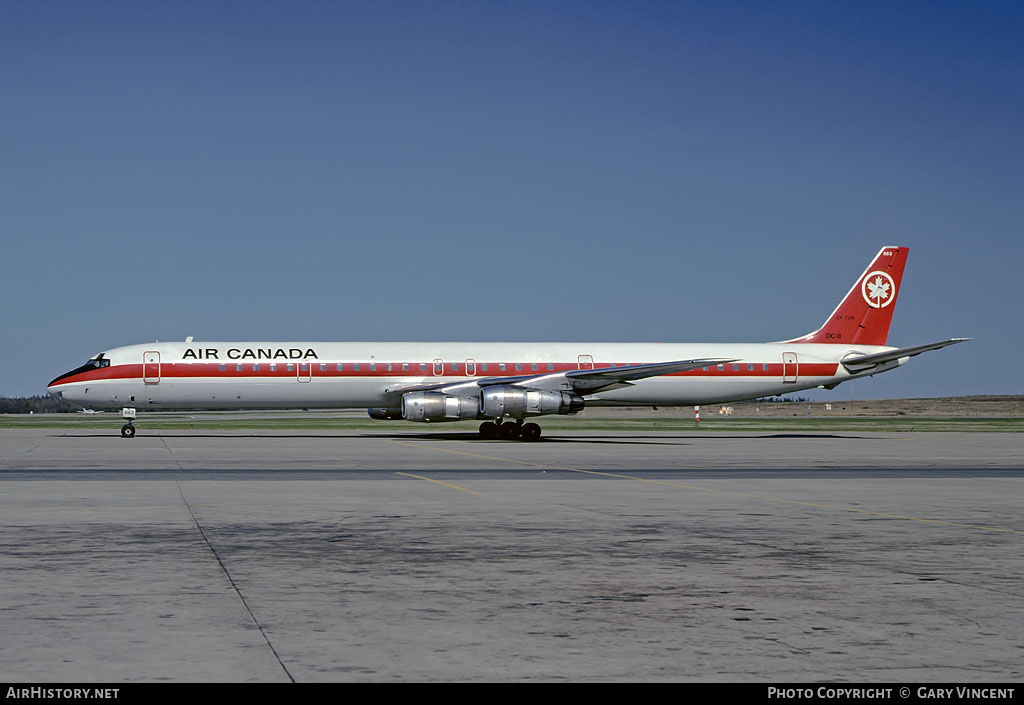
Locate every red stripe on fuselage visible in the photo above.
<box><xmin>49</xmin><ymin>360</ymin><xmax>842</xmax><ymax>387</ymax></box>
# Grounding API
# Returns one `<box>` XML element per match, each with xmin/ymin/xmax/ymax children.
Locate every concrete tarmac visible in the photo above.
<box><xmin>1</xmin><ymin>428</ymin><xmax>1022</xmax><ymax>682</ymax></box>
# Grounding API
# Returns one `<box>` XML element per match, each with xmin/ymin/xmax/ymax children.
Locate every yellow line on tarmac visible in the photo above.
<box><xmin>395</xmin><ymin>472</ymin><xmax>492</xmax><ymax>498</ymax></box>
<box><xmin>387</xmin><ymin>440</ymin><xmax>546</xmax><ymax>469</ymax></box>
<box><xmin>387</xmin><ymin>440</ymin><xmax>1024</xmax><ymax>535</ymax></box>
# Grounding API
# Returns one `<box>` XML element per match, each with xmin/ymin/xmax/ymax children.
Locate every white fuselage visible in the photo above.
<box><xmin>49</xmin><ymin>340</ymin><xmax>899</xmax><ymax>411</ymax></box>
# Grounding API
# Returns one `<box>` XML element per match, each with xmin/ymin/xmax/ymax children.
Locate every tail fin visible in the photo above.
<box><xmin>787</xmin><ymin>246</ymin><xmax>909</xmax><ymax>346</ymax></box>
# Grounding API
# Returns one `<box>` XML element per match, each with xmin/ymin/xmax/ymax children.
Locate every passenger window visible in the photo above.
<box><xmin>402</xmin><ymin>363</ymin><xmax>409</xmax><ymax>371</ymax></box>
<box><xmin>219</xmin><ymin>364</ymin><xmax>226</xmax><ymax>372</ymax></box>
<box><xmin>270</xmin><ymin>364</ymin><xmax>277</xmax><ymax>372</ymax></box>
<box><xmin>499</xmin><ymin>363</ymin><xmax>506</xmax><ymax>371</ymax></box>
<box><xmin>547</xmin><ymin>363</ymin><xmax>554</xmax><ymax>371</ymax></box>
<box><xmin>287</xmin><ymin>364</ymin><xmax>294</xmax><ymax>372</ymax></box>
<box><xmin>236</xmin><ymin>364</ymin><xmax>243</xmax><ymax>372</ymax></box>
<box><xmin>531</xmin><ymin>363</ymin><xmax>538</xmax><ymax>371</ymax></box>
<box><xmin>253</xmin><ymin>364</ymin><xmax>260</xmax><ymax>372</ymax></box>
<box><xmin>420</xmin><ymin>363</ymin><xmax>427</xmax><ymax>371</ymax></box>
<box><xmin>370</xmin><ymin>363</ymin><xmax>376</xmax><ymax>371</ymax></box>
<box><xmin>320</xmin><ymin>364</ymin><xmax>327</xmax><ymax>372</ymax></box>
<box><xmin>337</xmin><ymin>363</ymin><xmax>344</xmax><ymax>371</ymax></box>
<box><xmin>354</xmin><ymin>363</ymin><xmax>360</xmax><ymax>371</ymax></box>
<box><xmin>452</xmin><ymin>363</ymin><xmax>459</xmax><ymax>372</ymax></box>
<box><xmin>386</xmin><ymin>363</ymin><xmax>393</xmax><ymax>372</ymax></box>
<box><xmin>481</xmin><ymin>363</ymin><xmax>488</xmax><ymax>371</ymax></box>
<box><xmin>515</xmin><ymin>363</ymin><xmax>522</xmax><ymax>371</ymax></box>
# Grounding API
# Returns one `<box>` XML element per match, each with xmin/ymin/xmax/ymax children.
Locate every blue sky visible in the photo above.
<box><xmin>2</xmin><ymin>1</ymin><xmax>1021</xmax><ymax>399</ymax></box>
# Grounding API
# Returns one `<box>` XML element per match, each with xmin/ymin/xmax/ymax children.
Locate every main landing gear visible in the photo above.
<box><xmin>478</xmin><ymin>419</ymin><xmax>542</xmax><ymax>441</ymax></box>
<box><xmin>120</xmin><ymin>407</ymin><xmax>137</xmax><ymax>438</ymax></box>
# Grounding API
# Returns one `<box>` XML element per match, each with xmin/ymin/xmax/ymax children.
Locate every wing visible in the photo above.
<box><xmin>561</xmin><ymin>358</ymin><xmax>739</xmax><ymax>393</ymax></box>
<box><xmin>841</xmin><ymin>338</ymin><xmax>970</xmax><ymax>372</ymax></box>
<box><xmin>381</xmin><ymin>358</ymin><xmax>737</xmax><ymax>400</ymax></box>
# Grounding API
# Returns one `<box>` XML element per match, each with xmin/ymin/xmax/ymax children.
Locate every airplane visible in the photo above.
<box><xmin>47</xmin><ymin>246</ymin><xmax>967</xmax><ymax>440</ymax></box>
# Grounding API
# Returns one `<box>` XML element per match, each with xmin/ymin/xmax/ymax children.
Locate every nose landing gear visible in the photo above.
<box><xmin>120</xmin><ymin>408</ymin><xmax>137</xmax><ymax>438</ymax></box>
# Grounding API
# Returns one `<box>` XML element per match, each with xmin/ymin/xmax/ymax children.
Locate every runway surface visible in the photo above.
<box><xmin>1</xmin><ymin>428</ymin><xmax>1022</xmax><ymax>682</ymax></box>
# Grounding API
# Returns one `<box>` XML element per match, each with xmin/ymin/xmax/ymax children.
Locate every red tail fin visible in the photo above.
<box><xmin>788</xmin><ymin>246</ymin><xmax>909</xmax><ymax>346</ymax></box>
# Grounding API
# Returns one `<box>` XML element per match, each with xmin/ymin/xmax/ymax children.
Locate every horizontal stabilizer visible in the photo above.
<box><xmin>841</xmin><ymin>338</ymin><xmax>970</xmax><ymax>372</ymax></box>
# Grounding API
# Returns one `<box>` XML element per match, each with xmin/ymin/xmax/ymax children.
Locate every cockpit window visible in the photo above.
<box><xmin>50</xmin><ymin>353</ymin><xmax>112</xmax><ymax>386</ymax></box>
<box><xmin>86</xmin><ymin>355</ymin><xmax>111</xmax><ymax>369</ymax></box>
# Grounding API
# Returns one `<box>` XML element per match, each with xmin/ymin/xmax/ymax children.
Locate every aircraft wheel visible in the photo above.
<box><xmin>479</xmin><ymin>421</ymin><xmax>499</xmax><ymax>440</ymax></box>
<box><xmin>521</xmin><ymin>423</ymin><xmax>541</xmax><ymax>441</ymax></box>
<box><xmin>121</xmin><ymin>424</ymin><xmax>136</xmax><ymax>439</ymax></box>
<box><xmin>499</xmin><ymin>421</ymin><xmax>521</xmax><ymax>440</ymax></box>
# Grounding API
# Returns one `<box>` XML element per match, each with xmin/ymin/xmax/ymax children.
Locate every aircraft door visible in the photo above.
<box><xmin>578</xmin><ymin>355</ymin><xmax>594</xmax><ymax>370</ymax></box>
<box><xmin>297</xmin><ymin>361</ymin><xmax>312</xmax><ymax>383</ymax></box>
<box><xmin>782</xmin><ymin>352</ymin><xmax>798</xmax><ymax>383</ymax></box>
<box><xmin>143</xmin><ymin>351</ymin><xmax>160</xmax><ymax>384</ymax></box>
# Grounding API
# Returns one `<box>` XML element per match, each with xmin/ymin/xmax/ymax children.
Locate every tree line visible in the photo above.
<box><xmin>0</xmin><ymin>396</ymin><xmax>79</xmax><ymax>414</ymax></box>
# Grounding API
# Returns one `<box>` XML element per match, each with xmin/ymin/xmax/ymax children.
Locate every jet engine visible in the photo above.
<box><xmin>400</xmin><ymin>391</ymin><xmax>480</xmax><ymax>422</ymax></box>
<box><xmin>479</xmin><ymin>386</ymin><xmax>584</xmax><ymax>418</ymax></box>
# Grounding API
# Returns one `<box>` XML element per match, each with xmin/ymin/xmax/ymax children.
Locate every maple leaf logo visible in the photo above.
<box><xmin>867</xmin><ymin>276</ymin><xmax>890</xmax><ymax>302</ymax></box>
<box><xmin>861</xmin><ymin>271</ymin><xmax>896</xmax><ymax>308</ymax></box>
